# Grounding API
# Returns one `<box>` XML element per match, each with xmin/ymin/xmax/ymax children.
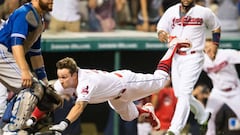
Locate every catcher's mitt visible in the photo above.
<box><xmin>37</xmin><ymin>85</ymin><xmax>63</xmax><ymax>112</ymax></box>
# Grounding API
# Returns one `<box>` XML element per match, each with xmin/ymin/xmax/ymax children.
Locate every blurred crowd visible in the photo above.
<box><xmin>1</xmin><ymin>0</ymin><xmax>240</xmax><ymax>33</ymax></box>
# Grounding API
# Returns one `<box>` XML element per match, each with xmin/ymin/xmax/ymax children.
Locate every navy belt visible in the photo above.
<box><xmin>176</xmin><ymin>50</ymin><xmax>196</xmax><ymax>55</ymax></box>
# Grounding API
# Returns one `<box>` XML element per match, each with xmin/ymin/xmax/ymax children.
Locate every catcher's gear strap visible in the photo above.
<box><xmin>7</xmin><ymin>89</ymin><xmax>38</xmax><ymax>132</ymax></box>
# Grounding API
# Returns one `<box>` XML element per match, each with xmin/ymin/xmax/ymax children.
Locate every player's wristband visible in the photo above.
<box><xmin>34</xmin><ymin>66</ymin><xmax>47</xmax><ymax>80</ymax></box>
<box><xmin>63</xmin><ymin>119</ymin><xmax>71</xmax><ymax>125</ymax></box>
<box><xmin>212</xmin><ymin>32</ymin><xmax>220</xmax><ymax>46</ymax></box>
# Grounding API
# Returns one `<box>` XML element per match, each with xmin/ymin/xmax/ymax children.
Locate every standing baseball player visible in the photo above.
<box><xmin>48</xmin><ymin>44</ymin><xmax>179</xmax><ymax>133</ymax></box>
<box><xmin>157</xmin><ymin>0</ymin><xmax>221</xmax><ymax>134</ymax></box>
<box><xmin>203</xmin><ymin>39</ymin><xmax>240</xmax><ymax>135</ymax></box>
<box><xmin>0</xmin><ymin>0</ymin><xmax>52</xmax><ymax>134</ymax></box>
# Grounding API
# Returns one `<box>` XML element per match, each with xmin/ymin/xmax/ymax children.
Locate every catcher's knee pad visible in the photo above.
<box><xmin>7</xmin><ymin>89</ymin><xmax>38</xmax><ymax>132</ymax></box>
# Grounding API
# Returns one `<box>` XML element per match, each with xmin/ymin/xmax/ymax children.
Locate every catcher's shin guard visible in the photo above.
<box><xmin>7</xmin><ymin>86</ymin><xmax>43</xmax><ymax>132</ymax></box>
<box><xmin>7</xmin><ymin>89</ymin><xmax>37</xmax><ymax>131</ymax></box>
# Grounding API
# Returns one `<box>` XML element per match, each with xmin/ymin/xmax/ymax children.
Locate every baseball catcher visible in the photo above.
<box><xmin>2</xmin><ymin>78</ymin><xmax>63</xmax><ymax>134</ymax></box>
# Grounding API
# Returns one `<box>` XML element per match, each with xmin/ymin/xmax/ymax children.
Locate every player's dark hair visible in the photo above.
<box><xmin>56</xmin><ymin>57</ymin><xmax>78</xmax><ymax>75</ymax></box>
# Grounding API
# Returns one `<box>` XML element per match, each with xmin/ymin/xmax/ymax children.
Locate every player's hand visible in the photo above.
<box><xmin>49</xmin><ymin>120</ymin><xmax>69</xmax><ymax>132</ymax></box>
<box><xmin>158</xmin><ymin>30</ymin><xmax>169</xmax><ymax>42</ymax></box>
<box><xmin>21</xmin><ymin>70</ymin><xmax>33</xmax><ymax>88</ymax></box>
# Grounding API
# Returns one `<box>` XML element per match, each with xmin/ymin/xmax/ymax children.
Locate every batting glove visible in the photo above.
<box><xmin>49</xmin><ymin>119</ymin><xmax>70</xmax><ymax>132</ymax></box>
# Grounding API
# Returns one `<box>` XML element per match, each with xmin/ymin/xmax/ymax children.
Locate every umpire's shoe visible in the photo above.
<box><xmin>199</xmin><ymin>112</ymin><xmax>211</xmax><ymax>135</ymax></box>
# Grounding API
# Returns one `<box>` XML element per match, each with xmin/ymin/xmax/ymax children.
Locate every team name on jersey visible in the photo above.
<box><xmin>206</xmin><ymin>61</ymin><xmax>228</xmax><ymax>73</ymax></box>
<box><xmin>172</xmin><ymin>16</ymin><xmax>203</xmax><ymax>28</ymax></box>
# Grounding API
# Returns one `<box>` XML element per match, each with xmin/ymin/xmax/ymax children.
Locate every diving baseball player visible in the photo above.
<box><xmin>157</xmin><ymin>0</ymin><xmax>221</xmax><ymax>134</ymax></box>
<box><xmin>203</xmin><ymin>39</ymin><xmax>240</xmax><ymax>135</ymax></box>
<box><xmin>48</xmin><ymin>44</ymin><xmax>180</xmax><ymax>133</ymax></box>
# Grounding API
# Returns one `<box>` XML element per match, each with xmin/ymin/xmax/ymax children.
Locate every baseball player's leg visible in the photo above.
<box><xmin>118</xmin><ymin>45</ymin><xmax>179</xmax><ymax>101</ymax></box>
<box><xmin>225</xmin><ymin>92</ymin><xmax>240</xmax><ymax>119</ymax></box>
<box><xmin>205</xmin><ymin>92</ymin><xmax>223</xmax><ymax>135</ymax></box>
<box><xmin>168</xmin><ymin>94</ymin><xmax>191</xmax><ymax>135</ymax></box>
<box><xmin>157</xmin><ymin>42</ymin><xmax>179</xmax><ymax>74</ymax></box>
<box><xmin>108</xmin><ymin>100</ymin><xmax>139</xmax><ymax>121</ymax></box>
<box><xmin>169</xmin><ymin>53</ymin><xmax>204</xmax><ymax>134</ymax></box>
<box><xmin>189</xmin><ymin>95</ymin><xmax>209</xmax><ymax>124</ymax></box>
<box><xmin>114</xmin><ymin>70</ymin><xmax>168</xmax><ymax>102</ymax></box>
<box><xmin>3</xmin><ymin>81</ymin><xmax>44</xmax><ymax>132</ymax></box>
<box><xmin>108</xmin><ymin>100</ymin><xmax>160</xmax><ymax>130</ymax></box>
<box><xmin>0</xmin><ymin>45</ymin><xmax>22</xmax><ymax>93</ymax></box>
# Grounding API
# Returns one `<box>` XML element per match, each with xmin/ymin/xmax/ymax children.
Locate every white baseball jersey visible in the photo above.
<box><xmin>54</xmin><ymin>68</ymin><xmax>169</xmax><ymax>121</ymax></box>
<box><xmin>203</xmin><ymin>49</ymin><xmax>240</xmax><ymax>135</ymax></box>
<box><xmin>157</xmin><ymin>4</ymin><xmax>221</xmax><ymax>51</ymax></box>
<box><xmin>156</xmin><ymin>3</ymin><xmax>221</xmax><ymax>134</ymax></box>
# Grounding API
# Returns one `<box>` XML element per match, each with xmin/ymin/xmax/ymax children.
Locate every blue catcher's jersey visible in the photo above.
<box><xmin>0</xmin><ymin>2</ymin><xmax>45</xmax><ymax>56</ymax></box>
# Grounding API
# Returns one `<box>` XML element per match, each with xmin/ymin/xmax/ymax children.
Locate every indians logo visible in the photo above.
<box><xmin>171</xmin><ymin>16</ymin><xmax>203</xmax><ymax>29</ymax></box>
<box><xmin>207</xmin><ymin>61</ymin><xmax>228</xmax><ymax>73</ymax></box>
<box><xmin>81</xmin><ymin>86</ymin><xmax>89</xmax><ymax>95</ymax></box>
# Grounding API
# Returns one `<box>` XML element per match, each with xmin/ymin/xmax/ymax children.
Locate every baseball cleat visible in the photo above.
<box><xmin>140</xmin><ymin>103</ymin><xmax>161</xmax><ymax>130</ymax></box>
<box><xmin>199</xmin><ymin>112</ymin><xmax>211</xmax><ymax>135</ymax></box>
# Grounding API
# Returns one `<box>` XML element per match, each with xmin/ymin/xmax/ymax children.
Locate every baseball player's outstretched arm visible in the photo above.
<box><xmin>49</xmin><ymin>101</ymin><xmax>88</xmax><ymax>132</ymax></box>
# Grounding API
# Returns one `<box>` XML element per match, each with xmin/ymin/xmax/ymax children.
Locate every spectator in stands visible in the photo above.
<box><xmin>161</xmin><ymin>0</ymin><xmax>180</xmax><ymax>12</ymax></box>
<box><xmin>214</xmin><ymin>0</ymin><xmax>239</xmax><ymax>31</ymax></box>
<box><xmin>0</xmin><ymin>0</ymin><xmax>20</xmax><ymax>20</ymax></box>
<box><xmin>127</xmin><ymin>0</ymin><xmax>140</xmax><ymax>25</ymax></box>
<box><xmin>115</xmin><ymin>0</ymin><xmax>131</xmax><ymax>29</ymax></box>
<box><xmin>87</xmin><ymin>0</ymin><xmax>116</xmax><ymax>32</ymax></box>
<box><xmin>203</xmin><ymin>39</ymin><xmax>240</xmax><ymax>135</ymax></box>
<box><xmin>48</xmin><ymin>0</ymin><xmax>81</xmax><ymax>32</ymax></box>
<box><xmin>196</xmin><ymin>0</ymin><xmax>206</xmax><ymax>6</ymax></box>
<box><xmin>206</xmin><ymin>0</ymin><xmax>218</xmax><ymax>14</ymax></box>
<box><xmin>136</xmin><ymin>0</ymin><xmax>162</xmax><ymax>32</ymax></box>
<box><xmin>151</xmin><ymin>80</ymin><xmax>177</xmax><ymax>135</ymax></box>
